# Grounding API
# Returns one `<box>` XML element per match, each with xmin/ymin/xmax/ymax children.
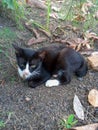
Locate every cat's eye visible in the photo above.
<box><xmin>20</xmin><ymin>64</ymin><xmax>25</xmax><ymax>68</ymax></box>
<box><xmin>31</xmin><ymin>64</ymin><xmax>36</xmax><ymax>69</ymax></box>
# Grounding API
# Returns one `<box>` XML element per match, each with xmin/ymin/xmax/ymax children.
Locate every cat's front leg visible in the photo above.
<box><xmin>28</xmin><ymin>74</ymin><xmax>51</xmax><ymax>88</ymax></box>
<box><xmin>28</xmin><ymin>80</ymin><xmax>39</xmax><ymax>88</ymax></box>
<box><xmin>45</xmin><ymin>79</ymin><xmax>60</xmax><ymax>87</ymax></box>
<box><xmin>45</xmin><ymin>70</ymin><xmax>71</xmax><ymax>87</ymax></box>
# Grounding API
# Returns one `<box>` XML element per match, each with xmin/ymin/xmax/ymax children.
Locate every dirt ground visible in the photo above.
<box><xmin>0</xmin><ymin>5</ymin><xmax>98</xmax><ymax>130</ymax></box>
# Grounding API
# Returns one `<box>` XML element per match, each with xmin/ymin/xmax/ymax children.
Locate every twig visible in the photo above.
<box><xmin>32</xmin><ymin>28</ymin><xmax>40</xmax><ymax>38</ymax></box>
<box><xmin>38</xmin><ymin>28</ymin><xmax>51</xmax><ymax>38</ymax></box>
<box><xmin>25</xmin><ymin>23</ymin><xmax>40</xmax><ymax>38</ymax></box>
<box><xmin>25</xmin><ymin>21</ymin><xmax>51</xmax><ymax>38</ymax></box>
<box><xmin>28</xmin><ymin>37</ymin><xmax>46</xmax><ymax>45</ymax></box>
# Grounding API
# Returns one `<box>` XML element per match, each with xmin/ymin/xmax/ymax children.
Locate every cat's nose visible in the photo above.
<box><xmin>24</xmin><ymin>71</ymin><xmax>29</xmax><ymax>76</ymax></box>
<box><xmin>23</xmin><ymin>71</ymin><xmax>30</xmax><ymax>78</ymax></box>
<box><xmin>25</xmin><ymin>71</ymin><xmax>29</xmax><ymax>74</ymax></box>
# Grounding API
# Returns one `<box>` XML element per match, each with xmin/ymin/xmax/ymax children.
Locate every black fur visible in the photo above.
<box><xmin>13</xmin><ymin>44</ymin><xmax>88</xmax><ymax>88</ymax></box>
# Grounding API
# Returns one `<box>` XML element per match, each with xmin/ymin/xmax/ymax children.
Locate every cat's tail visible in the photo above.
<box><xmin>75</xmin><ymin>58</ymin><xmax>88</xmax><ymax>77</ymax></box>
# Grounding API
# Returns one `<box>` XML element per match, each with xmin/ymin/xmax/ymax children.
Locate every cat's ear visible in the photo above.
<box><xmin>39</xmin><ymin>51</ymin><xmax>46</xmax><ymax>60</ymax></box>
<box><xmin>12</xmin><ymin>44</ymin><xmax>23</xmax><ymax>55</ymax></box>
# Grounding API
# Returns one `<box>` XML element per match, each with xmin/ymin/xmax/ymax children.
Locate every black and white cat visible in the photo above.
<box><xmin>13</xmin><ymin>44</ymin><xmax>88</xmax><ymax>88</ymax></box>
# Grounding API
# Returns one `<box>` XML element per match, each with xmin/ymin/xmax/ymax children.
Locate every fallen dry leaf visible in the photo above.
<box><xmin>73</xmin><ymin>95</ymin><xmax>84</xmax><ymax>120</ymax></box>
<box><xmin>81</xmin><ymin>1</ymin><xmax>93</xmax><ymax>15</ymax></box>
<box><xmin>73</xmin><ymin>15</ymin><xmax>85</xmax><ymax>22</ymax></box>
<box><xmin>84</xmin><ymin>31</ymin><xmax>98</xmax><ymax>40</ymax></box>
<box><xmin>74</xmin><ymin>123</ymin><xmax>98</xmax><ymax>130</ymax></box>
<box><xmin>50</xmin><ymin>12</ymin><xmax>58</xmax><ymax>19</ymax></box>
<box><xmin>88</xmin><ymin>89</ymin><xmax>98</xmax><ymax>107</ymax></box>
<box><xmin>32</xmin><ymin>28</ymin><xmax>40</xmax><ymax>38</ymax></box>
<box><xmin>85</xmin><ymin>43</ymin><xmax>91</xmax><ymax>49</ymax></box>
<box><xmin>80</xmin><ymin>49</ymin><xmax>95</xmax><ymax>56</ymax></box>
<box><xmin>26</xmin><ymin>0</ymin><xmax>29</xmax><ymax>3</ymax></box>
<box><xmin>69</xmin><ymin>38</ymin><xmax>90</xmax><ymax>51</ymax></box>
<box><xmin>28</xmin><ymin>37</ymin><xmax>46</xmax><ymax>45</ymax></box>
<box><xmin>38</xmin><ymin>28</ymin><xmax>51</xmax><ymax>38</ymax></box>
<box><xmin>87</xmin><ymin>52</ymin><xmax>98</xmax><ymax>71</ymax></box>
<box><xmin>73</xmin><ymin>38</ymin><xmax>83</xmax><ymax>51</ymax></box>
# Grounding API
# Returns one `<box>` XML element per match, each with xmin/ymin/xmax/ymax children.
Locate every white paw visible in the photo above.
<box><xmin>45</xmin><ymin>79</ymin><xmax>60</xmax><ymax>87</ymax></box>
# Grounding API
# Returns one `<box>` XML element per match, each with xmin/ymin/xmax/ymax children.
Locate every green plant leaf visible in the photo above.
<box><xmin>66</xmin><ymin>124</ymin><xmax>71</xmax><ymax>128</ymax></box>
<box><xmin>0</xmin><ymin>121</ymin><xmax>5</xmax><ymax>127</ymax></box>
<box><xmin>71</xmin><ymin>120</ymin><xmax>78</xmax><ymax>126</ymax></box>
<box><xmin>2</xmin><ymin>0</ymin><xmax>14</xmax><ymax>10</ymax></box>
<box><xmin>60</xmin><ymin>114</ymin><xmax>78</xmax><ymax>129</ymax></box>
<box><xmin>0</xmin><ymin>50</ymin><xmax>3</xmax><ymax>53</ymax></box>
<box><xmin>67</xmin><ymin>114</ymin><xmax>74</xmax><ymax>124</ymax></box>
<box><xmin>7</xmin><ymin>0</ymin><xmax>14</xmax><ymax>10</ymax></box>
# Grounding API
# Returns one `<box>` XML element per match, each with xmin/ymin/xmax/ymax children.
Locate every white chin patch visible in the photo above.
<box><xmin>18</xmin><ymin>63</ymin><xmax>31</xmax><ymax>80</ymax></box>
<box><xmin>45</xmin><ymin>79</ymin><xmax>60</xmax><ymax>87</ymax></box>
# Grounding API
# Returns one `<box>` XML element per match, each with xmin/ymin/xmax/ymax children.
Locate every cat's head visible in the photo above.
<box><xmin>13</xmin><ymin>44</ymin><xmax>46</xmax><ymax>80</ymax></box>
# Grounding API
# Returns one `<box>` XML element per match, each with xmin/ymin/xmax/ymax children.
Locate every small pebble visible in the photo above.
<box><xmin>78</xmin><ymin>77</ymin><xmax>83</xmax><ymax>81</ymax></box>
<box><xmin>25</xmin><ymin>97</ymin><xmax>31</xmax><ymax>101</ymax></box>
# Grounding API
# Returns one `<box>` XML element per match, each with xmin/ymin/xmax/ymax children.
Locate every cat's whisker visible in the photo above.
<box><xmin>31</xmin><ymin>70</ymin><xmax>40</xmax><ymax>77</ymax></box>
